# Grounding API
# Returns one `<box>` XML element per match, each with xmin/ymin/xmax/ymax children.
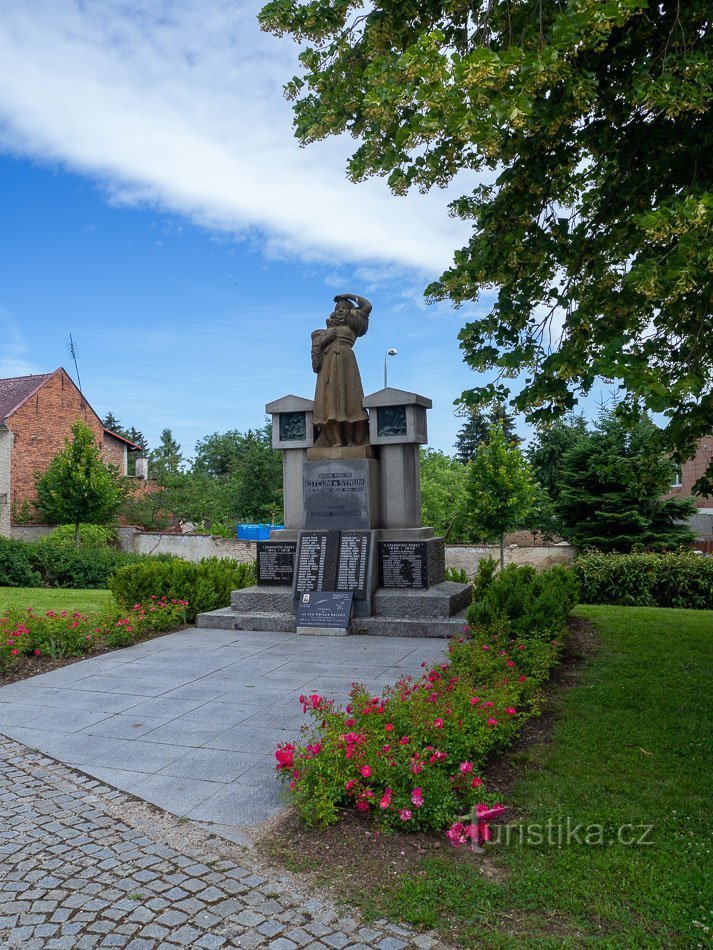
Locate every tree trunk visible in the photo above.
<box><xmin>499</xmin><ymin>533</ymin><xmax>505</xmax><ymax>572</ymax></box>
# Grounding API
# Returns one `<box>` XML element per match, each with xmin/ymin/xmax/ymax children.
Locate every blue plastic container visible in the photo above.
<box><xmin>236</xmin><ymin>523</ymin><xmax>284</xmax><ymax>541</ymax></box>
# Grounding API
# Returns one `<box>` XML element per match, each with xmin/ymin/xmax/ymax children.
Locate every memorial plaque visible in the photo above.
<box><xmin>304</xmin><ymin>459</ymin><xmax>374</xmax><ymax>530</ymax></box>
<box><xmin>336</xmin><ymin>531</ymin><xmax>371</xmax><ymax>599</ymax></box>
<box><xmin>378</xmin><ymin>541</ymin><xmax>429</xmax><ymax>589</ymax></box>
<box><xmin>257</xmin><ymin>541</ymin><xmax>296</xmax><ymax>586</ymax></box>
<box><xmin>296</xmin><ymin>590</ymin><xmax>353</xmax><ymax>629</ymax></box>
<box><xmin>294</xmin><ymin>531</ymin><xmax>339</xmax><ymax>594</ymax></box>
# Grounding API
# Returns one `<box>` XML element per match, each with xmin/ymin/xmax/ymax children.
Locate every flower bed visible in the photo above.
<box><xmin>276</xmin><ymin>629</ymin><xmax>561</xmax><ymax>838</ymax></box>
<box><xmin>0</xmin><ymin>596</ymin><xmax>189</xmax><ymax>674</ymax></box>
<box><xmin>275</xmin><ymin>562</ymin><xmax>577</xmax><ymax>843</ymax></box>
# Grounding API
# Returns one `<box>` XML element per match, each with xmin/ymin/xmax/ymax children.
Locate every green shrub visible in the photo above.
<box><xmin>444</xmin><ymin>565</ymin><xmax>469</xmax><ymax>584</ymax></box>
<box><xmin>574</xmin><ymin>551</ymin><xmax>713</xmax><ymax>609</ymax></box>
<box><xmin>42</xmin><ymin>523</ymin><xmax>119</xmax><ymax>548</ymax></box>
<box><xmin>467</xmin><ymin>562</ymin><xmax>578</xmax><ymax>640</ymax></box>
<box><xmin>0</xmin><ymin>537</ymin><xmax>41</xmax><ymax>588</ymax></box>
<box><xmin>109</xmin><ymin>556</ymin><xmax>255</xmax><ymax>621</ymax></box>
<box><xmin>28</xmin><ymin>545</ymin><xmax>149</xmax><ymax>589</ymax></box>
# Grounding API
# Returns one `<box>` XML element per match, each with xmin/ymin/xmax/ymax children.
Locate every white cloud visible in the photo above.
<box><xmin>0</xmin><ymin>0</ymin><xmax>474</xmax><ymax>274</ymax></box>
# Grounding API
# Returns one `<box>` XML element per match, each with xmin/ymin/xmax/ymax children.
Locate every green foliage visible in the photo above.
<box><xmin>0</xmin><ymin>537</ymin><xmax>41</xmax><ymax>588</ymax></box>
<box><xmin>0</xmin><ymin>597</ymin><xmax>187</xmax><ymax>674</ymax></box>
<box><xmin>148</xmin><ymin>428</ymin><xmax>183</xmax><ymax>476</ymax></box>
<box><xmin>556</xmin><ymin>411</ymin><xmax>696</xmax><ymax>551</ymax></box>
<box><xmin>419</xmin><ymin>449</ymin><xmax>471</xmax><ymax>542</ymax></box>
<box><xmin>259</xmin><ymin>0</ymin><xmax>713</xmax><ymax>491</ymax></box>
<box><xmin>454</xmin><ymin>403</ymin><xmax>519</xmax><ymax>463</ymax></box>
<box><xmin>575</xmin><ymin>551</ymin><xmax>713</xmax><ymax>609</ymax></box>
<box><xmin>527</xmin><ymin>415</ymin><xmax>589</xmax><ymax>503</ymax></box>
<box><xmin>109</xmin><ymin>556</ymin><xmax>255</xmax><ymax>621</ymax></box>
<box><xmin>131</xmin><ymin>425</ymin><xmax>283</xmax><ymax>530</ymax></box>
<box><xmin>28</xmin><ymin>543</ymin><xmax>149</xmax><ymax>589</ymax></box>
<box><xmin>34</xmin><ymin>420</ymin><xmax>125</xmax><ymax>542</ymax></box>
<box><xmin>468</xmin><ymin>562</ymin><xmax>579</xmax><ymax>641</ymax></box>
<box><xmin>466</xmin><ymin>423</ymin><xmax>539</xmax><ymax>565</ymax></box>
<box><xmin>278</xmin><ymin>629</ymin><xmax>561</xmax><ymax>830</ymax></box>
<box><xmin>43</xmin><ymin>523</ymin><xmax>119</xmax><ymax>548</ymax></box>
<box><xmin>444</xmin><ymin>565</ymin><xmax>468</xmax><ymax>584</ymax></box>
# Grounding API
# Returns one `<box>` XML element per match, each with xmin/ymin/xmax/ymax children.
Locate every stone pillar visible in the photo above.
<box><xmin>362</xmin><ymin>388</ymin><xmax>432</xmax><ymax>530</ymax></box>
<box><xmin>266</xmin><ymin>395</ymin><xmax>315</xmax><ymax>532</ymax></box>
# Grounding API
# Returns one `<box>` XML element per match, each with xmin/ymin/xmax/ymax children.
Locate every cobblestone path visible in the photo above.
<box><xmin>0</xmin><ymin>737</ymin><xmax>441</xmax><ymax>950</ymax></box>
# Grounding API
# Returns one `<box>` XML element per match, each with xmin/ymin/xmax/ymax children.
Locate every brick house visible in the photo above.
<box><xmin>0</xmin><ymin>368</ymin><xmax>142</xmax><ymax>536</ymax></box>
<box><xmin>664</xmin><ymin>437</ymin><xmax>713</xmax><ymax>549</ymax></box>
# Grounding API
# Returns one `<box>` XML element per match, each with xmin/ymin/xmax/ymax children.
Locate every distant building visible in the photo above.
<box><xmin>664</xmin><ymin>437</ymin><xmax>713</xmax><ymax>549</ymax></box>
<box><xmin>0</xmin><ymin>367</ymin><xmax>142</xmax><ymax>536</ymax></box>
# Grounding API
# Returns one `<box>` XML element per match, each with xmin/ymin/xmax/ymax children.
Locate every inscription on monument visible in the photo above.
<box><xmin>378</xmin><ymin>541</ymin><xmax>429</xmax><ymax>589</ymax></box>
<box><xmin>296</xmin><ymin>591</ymin><xmax>353</xmax><ymax>629</ymax></box>
<box><xmin>304</xmin><ymin>460</ymin><xmax>372</xmax><ymax>530</ymax></box>
<box><xmin>336</xmin><ymin>531</ymin><xmax>370</xmax><ymax>599</ymax></box>
<box><xmin>257</xmin><ymin>541</ymin><xmax>296</xmax><ymax>586</ymax></box>
<box><xmin>294</xmin><ymin>531</ymin><xmax>339</xmax><ymax>593</ymax></box>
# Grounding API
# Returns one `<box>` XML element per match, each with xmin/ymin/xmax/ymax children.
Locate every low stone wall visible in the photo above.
<box><xmin>126</xmin><ymin>532</ymin><xmax>256</xmax><ymax>564</ymax></box>
<box><xmin>8</xmin><ymin>523</ymin><xmax>576</xmax><ymax>576</ymax></box>
<box><xmin>446</xmin><ymin>543</ymin><xmax>576</xmax><ymax>578</ymax></box>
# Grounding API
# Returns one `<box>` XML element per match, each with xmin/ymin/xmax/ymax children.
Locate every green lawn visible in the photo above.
<box><xmin>0</xmin><ymin>587</ymin><xmax>115</xmax><ymax>616</ymax></box>
<box><xmin>357</xmin><ymin>606</ymin><xmax>713</xmax><ymax>946</ymax></box>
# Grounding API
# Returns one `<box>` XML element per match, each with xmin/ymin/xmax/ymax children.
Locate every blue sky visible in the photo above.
<box><xmin>0</xmin><ymin>1</ymin><xmax>613</xmax><ymax>460</ymax></box>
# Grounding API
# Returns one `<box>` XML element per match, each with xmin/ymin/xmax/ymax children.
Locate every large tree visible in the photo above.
<box><xmin>555</xmin><ymin>411</ymin><xmax>696</xmax><ymax>551</ymax></box>
<box><xmin>35</xmin><ymin>420</ymin><xmax>125</xmax><ymax>545</ymax></box>
<box><xmin>259</xmin><ymin>0</ymin><xmax>713</xmax><ymax>490</ymax></box>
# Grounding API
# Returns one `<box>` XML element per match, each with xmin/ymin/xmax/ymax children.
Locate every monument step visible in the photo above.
<box><xmin>350</xmin><ymin>612</ymin><xmax>470</xmax><ymax>638</ymax></box>
<box><xmin>197</xmin><ymin>607</ymin><xmax>296</xmax><ymax>632</ymax></box>
<box><xmin>231</xmin><ymin>585</ymin><xmax>293</xmax><ymax>612</ymax></box>
<box><xmin>373</xmin><ymin>581</ymin><xmax>471</xmax><ymax>619</ymax></box>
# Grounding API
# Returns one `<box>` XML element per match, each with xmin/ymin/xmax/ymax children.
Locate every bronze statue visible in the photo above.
<box><xmin>311</xmin><ymin>293</ymin><xmax>372</xmax><ymax>448</ymax></box>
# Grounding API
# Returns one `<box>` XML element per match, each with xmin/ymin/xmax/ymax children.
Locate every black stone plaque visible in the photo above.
<box><xmin>378</xmin><ymin>541</ymin><xmax>429</xmax><ymax>589</ymax></box>
<box><xmin>296</xmin><ymin>591</ymin><xmax>353</xmax><ymax>629</ymax></box>
<box><xmin>294</xmin><ymin>531</ymin><xmax>339</xmax><ymax>594</ymax></box>
<box><xmin>304</xmin><ymin>460</ymin><xmax>372</xmax><ymax>530</ymax></box>
<box><xmin>336</xmin><ymin>531</ymin><xmax>370</xmax><ymax>599</ymax></box>
<box><xmin>257</xmin><ymin>541</ymin><xmax>296</xmax><ymax>586</ymax></box>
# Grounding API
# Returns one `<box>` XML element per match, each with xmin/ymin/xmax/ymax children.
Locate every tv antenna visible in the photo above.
<box><xmin>68</xmin><ymin>333</ymin><xmax>83</xmax><ymax>394</ymax></box>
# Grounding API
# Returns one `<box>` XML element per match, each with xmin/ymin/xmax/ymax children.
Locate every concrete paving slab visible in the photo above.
<box><xmin>0</xmin><ymin>626</ymin><xmax>447</xmax><ymax>831</ymax></box>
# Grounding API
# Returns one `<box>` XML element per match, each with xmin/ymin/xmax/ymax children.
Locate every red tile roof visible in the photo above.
<box><xmin>0</xmin><ymin>372</ymin><xmax>54</xmax><ymax>422</ymax></box>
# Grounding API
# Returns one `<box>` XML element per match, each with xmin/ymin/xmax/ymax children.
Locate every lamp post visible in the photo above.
<box><xmin>384</xmin><ymin>348</ymin><xmax>398</xmax><ymax>388</ymax></box>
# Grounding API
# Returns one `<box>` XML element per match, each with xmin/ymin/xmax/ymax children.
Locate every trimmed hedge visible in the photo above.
<box><xmin>0</xmin><ymin>537</ymin><xmax>41</xmax><ymax>588</ymax></box>
<box><xmin>109</xmin><ymin>556</ymin><xmax>255</xmax><ymax>621</ymax></box>
<box><xmin>29</xmin><ymin>545</ymin><xmax>151</xmax><ymax>589</ymax></box>
<box><xmin>574</xmin><ymin>551</ymin><xmax>713</xmax><ymax>609</ymax></box>
<box><xmin>467</xmin><ymin>560</ymin><xmax>579</xmax><ymax>639</ymax></box>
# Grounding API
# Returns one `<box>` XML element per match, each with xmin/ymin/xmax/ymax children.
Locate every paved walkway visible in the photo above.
<box><xmin>0</xmin><ymin>735</ymin><xmax>442</xmax><ymax>949</ymax></box>
<box><xmin>0</xmin><ymin>628</ymin><xmax>447</xmax><ymax>834</ymax></box>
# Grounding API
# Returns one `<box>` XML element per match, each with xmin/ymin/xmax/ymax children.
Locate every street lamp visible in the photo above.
<box><xmin>384</xmin><ymin>348</ymin><xmax>398</xmax><ymax>388</ymax></box>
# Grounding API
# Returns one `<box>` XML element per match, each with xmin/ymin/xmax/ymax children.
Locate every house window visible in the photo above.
<box><xmin>671</xmin><ymin>464</ymin><xmax>683</xmax><ymax>488</ymax></box>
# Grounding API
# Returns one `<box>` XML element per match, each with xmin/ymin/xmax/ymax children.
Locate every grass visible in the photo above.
<box><xmin>0</xmin><ymin>587</ymin><xmax>115</xmax><ymax>616</ymax></box>
<box><xmin>266</xmin><ymin>606</ymin><xmax>713</xmax><ymax>947</ymax></box>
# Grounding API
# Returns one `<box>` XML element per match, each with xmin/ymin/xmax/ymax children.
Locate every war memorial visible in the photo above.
<box><xmin>198</xmin><ymin>294</ymin><xmax>471</xmax><ymax>635</ymax></box>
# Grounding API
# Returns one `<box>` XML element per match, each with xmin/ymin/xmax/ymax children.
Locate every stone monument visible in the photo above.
<box><xmin>197</xmin><ymin>293</ymin><xmax>471</xmax><ymax>637</ymax></box>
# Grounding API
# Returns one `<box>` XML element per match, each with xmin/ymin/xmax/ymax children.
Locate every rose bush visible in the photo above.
<box><xmin>276</xmin><ymin>563</ymin><xmax>574</xmax><ymax>841</ymax></box>
<box><xmin>0</xmin><ymin>596</ymin><xmax>189</xmax><ymax>673</ymax></box>
<box><xmin>275</xmin><ymin>628</ymin><xmax>560</xmax><ymax>833</ymax></box>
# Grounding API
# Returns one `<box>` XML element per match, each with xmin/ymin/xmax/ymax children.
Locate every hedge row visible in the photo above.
<box><xmin>574</xmin><ymin>551</ymin><xmax>713</xmax><ymax>609</ymax></box>
<box><xmin>109</xmin><ymin>557</ymin><xmax>255</xmax><ymax>621</ymax></box>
